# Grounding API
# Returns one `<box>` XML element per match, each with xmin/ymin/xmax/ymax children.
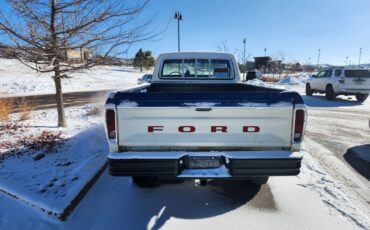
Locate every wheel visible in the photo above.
<box><xmin>132</xmin><ymin>176</ymin><xmax>160</xmax><ymax>188</ymax></box>
<box><xmin>305</xmin><ymin>84</ymin><xmax>313</xmax><ymax>96</ymax></box>
<box><xmin>249</xmin><ymin>177</ymin><xmax>269</xmax><ymax>185</ymax></box>
<box><xmin>356</xmin><ymin>93</ymin><xmax>369</xmax><ymax>103</ymax></box>
<box><xmin>325</xmin><ymin>85</ymin><xmax>336</xmax><ymax>100</ymax></box>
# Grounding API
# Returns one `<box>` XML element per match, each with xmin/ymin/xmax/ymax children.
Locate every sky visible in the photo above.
<box><xmin>0</xmin><ymin>0</ymin><xmax>369</xmax><ymax>65</ymax></box>
<box><xmin>130</xmin><ymin>0</ymin><xmax>370</xmax><ymax>65</ymax></box>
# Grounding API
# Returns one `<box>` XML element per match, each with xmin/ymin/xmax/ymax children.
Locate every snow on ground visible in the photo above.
<box><xmin>0</xmin><ymin>100</ymin><xmax>369</xmax><ymax>229</ymax></box>
<box><xmin>0</xmin><ymin>149</ymin><xmax>368</xmax><ymax>229</ymax></box>
<box><xmin>277</xmin><ymin>73</ymin><xmax>310</xmax><ymax>85</ymax></box>
<box><xmin>0</xmin><ymin>105</ymin><xmax>107</xmax><ymax>217</ymax></box>
<box><xmin>0</xmin><ymin>66</ymin><xmax>369</xmax><ymax>229</ymax></box>
<box><xmin>246</xmin><ymin>73</ymin><xmax>312</xmax><ymax>89</ymax></box>
<box><xmin>0</xmin><ymin>58</ymin><xmax>146</xmax><ymax>96</ymax></box>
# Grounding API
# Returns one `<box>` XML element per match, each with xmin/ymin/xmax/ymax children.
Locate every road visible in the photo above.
<box><xmin>1</xmin><ymin>90</ymin><xmax>111</xmax><ymax>112</ymax></box>
<box><xmin>301</xmin><ymin>94</ymin><xmax>370</xmax><ymax>215</ymax></box>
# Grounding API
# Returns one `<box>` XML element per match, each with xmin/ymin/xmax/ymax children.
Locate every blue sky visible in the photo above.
<box><xmin>131</xmin><ymin>0</ymin><xmax>370</xmax><ymax>65</ymax></box>
<box><xmin>1</xmin><ymin>0</ymin><xmax>369</xmax><ymax>65</ymax></box>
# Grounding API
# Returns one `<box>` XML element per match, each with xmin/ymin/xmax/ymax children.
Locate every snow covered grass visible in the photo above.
<box><xmin>0</xmin><ymin>58</ymin><xmax>146</xmax><ymax>96</ymax></box>
<box><xmin>0</xmin><ymin>105</ymin><xmax>108</xmax><ymax>218</ymax></box>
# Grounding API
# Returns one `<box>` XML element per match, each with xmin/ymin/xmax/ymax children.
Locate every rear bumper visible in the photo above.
<box><xmin>108</xmin><ymin>151</ymin><xmax>302</xmax><ymax>178</ymax></box>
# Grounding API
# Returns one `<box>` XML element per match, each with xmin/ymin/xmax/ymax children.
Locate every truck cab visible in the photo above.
<box><xmin>105</xmin><ymin>52</ymin><xmax>307</xmax><ymax>187</ymax></box>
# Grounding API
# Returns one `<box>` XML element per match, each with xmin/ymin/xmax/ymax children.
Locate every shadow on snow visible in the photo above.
<box><xmin>302</xmin><ymin>95</ymin><xmax>363</xmax><ymax>108</ymax></box>
<box><xmin>67</xmin><ymin>172</ymin><xmax>277</xmax><ymax>230</ymax></box>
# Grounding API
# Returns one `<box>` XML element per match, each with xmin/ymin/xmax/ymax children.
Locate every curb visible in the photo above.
<box><xmin>0</xmin><ymin>161</ymin><xmax>107</xmax><ymax>220</ymax></box>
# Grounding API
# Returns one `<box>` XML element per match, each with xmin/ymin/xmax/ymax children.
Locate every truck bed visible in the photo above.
<box><xmin>106</xmin><ymin>83</ymin><xmax>304</xmax><ymax>107</ymax></box>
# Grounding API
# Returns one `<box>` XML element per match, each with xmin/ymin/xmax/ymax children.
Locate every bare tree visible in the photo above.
<box><xmin>237</xmin><ymin>50</ymin><xmax>252</xmax><ymax>64</ymax></box>
<box><xmin>274</xmin><ymin>51</ymin><xmax>286</xmax><ymax>79</ymax></box>
<box><xmin>215</xmin><ymin>40</ymin><xmax>238</xmax><ymax>55</ymax></box>
<box><xmin>0</xmin><ymin>0</ymin><xmax>154</xmax><ymax>127</ymax></box>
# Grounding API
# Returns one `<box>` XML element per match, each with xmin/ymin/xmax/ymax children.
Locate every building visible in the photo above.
<box><xmin>66</xmin><ymin>48</ymin><xmax>92</xmax><ymax>63</ymax></box>
<box><xmin>254</xmin><ymin>56</ymin><xmax>272</xmax><ymax>73</ymax></box>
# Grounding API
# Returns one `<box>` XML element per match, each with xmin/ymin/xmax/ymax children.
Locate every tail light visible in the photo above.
<box><xmin>106</xmin><ymin>109</ymin><xmax>116</xmax><ymax>139</ymax></box>
<box><xmin>294</xmin><ymin>110</ymin><xmax>305</xmax><ymax>142</ymax></box>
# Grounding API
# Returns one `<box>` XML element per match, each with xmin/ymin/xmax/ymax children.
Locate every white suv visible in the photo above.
<box><xmin>306</xmin><ymin>68</ymin><xmax>370</xmax><ymax>102</ymax></box>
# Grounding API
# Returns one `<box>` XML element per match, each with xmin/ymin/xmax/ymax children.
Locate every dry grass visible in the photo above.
<box><xmin>0</xmin><ymin>123</ymin><xmax>64</xmax><ymax>160</ymax></box>
<box><xmin>0</xmin><ymin>98</ymin><xmax>13</xmax><ymax>122</ymax></box>
<box><xmin>261</xmin><ymin>76</ymin><xmax>280</xmax><ymax>83</ymax></box>
<box><xmin>85</xmin><ymin>104</ymin><xmax>103</xmax><ymax>116</ymax></box>
<box><xmin>19</xmin><ymin>99</ymin><xmax>34</xmax><ymax>121</ymax></box>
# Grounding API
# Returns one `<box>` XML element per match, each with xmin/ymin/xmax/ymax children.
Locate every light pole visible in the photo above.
<box><xmin>174</xmin><ymin>11</ymin><xmax>183</xmax><ymax>52</ymax></box>
<box><xmin>317</xmin><ymin>48</ymin><xmax>321</xmax><ymax>69</ymax></box>
<box><xmin>359</xmin><ymin>47</ymin><xmax>362</xmax><ymax>66</ymax></box>
<box><xmin>264</xmin><ymin>48</ymin><xmax>267</xmax><ymax>57</ymax></box>
<box><xmin>242</xmin><ymin>38</ymin><xmax>246</xmax><ymax>64</ymax></box>
<box><xmin>242</xmin><ymin>38</ymin><xmax>246</xmax><ymax>80</ymax></box>
<box><xmin>345</xmin><ymin>56</ymin><xmax>349</xmax><ymax>67</ymax></box>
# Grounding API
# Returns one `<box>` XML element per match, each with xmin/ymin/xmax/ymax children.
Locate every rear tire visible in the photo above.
<box><xmin>132</xmin><ymin>176</ymin><xmax>160</xmax><ymax>188</ymax></box>
<box><xmin>305</xmin><ymin>84</ymin><xmax>313</xmax><ymax>96</ymax></box>
<box><xmin>356</xmin><ymin>93</ymin><xmax>369</xmax><ymax>103</ymax></box>
<box><xmin>249</xmin><ymin>177</ymin><xmax>269</xmax><ymax>185</ymax></box>
<box><xmin>325</xmin><ymin>85</ymin><xmax>336</xmax><ymax>100</ymax></box>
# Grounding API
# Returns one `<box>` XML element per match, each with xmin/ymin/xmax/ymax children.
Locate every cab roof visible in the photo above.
<box><xmin>157</xmin><ymin>52</ymin><xmax>235</xmax><ymax>60</ymax></box>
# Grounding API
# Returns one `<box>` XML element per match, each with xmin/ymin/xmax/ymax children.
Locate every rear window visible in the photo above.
<box><xmin>162</xmin><ymin>60</ymin><xmax>183</xmax><ymax>77</ymax></box>
<box><xmin>344</xmin><ymin>70</ymin><xmax>370</xmax><ymax>78</ymax></box>
<box><xmin>161</xmin><ymin>59</ymin><xmax>232</xmax><ymax>79</ymax></box>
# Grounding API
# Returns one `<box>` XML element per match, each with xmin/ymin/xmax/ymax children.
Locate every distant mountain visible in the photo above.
<box><xmin>359</xmin><ymin>63</ymin><xmax>370</xmax><ymax>68</ymax></box>
<box><xmin>318</xmin><ymin>64</ymin><xmax>334</xmax><ymax>68</ymax></box>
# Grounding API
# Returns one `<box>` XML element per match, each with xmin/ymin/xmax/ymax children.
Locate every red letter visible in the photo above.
<box><xmin>211</xmin><ymin>126</ymin><xmax>228</xmax><ymax>133</ymax></box>
<box><xmin>178</xmin><ymin>126</ymin><xmax>195</xmax><ymax>133</ymax></box>
<box><xmin>148</xmin><ymin>126</ymin><xmax>164</xmax><ymax>132</ymax></box>
<box><xmin>243</xmin><ymin>126</ymin><xmax>260</xmax><ymax>133</ymax></box>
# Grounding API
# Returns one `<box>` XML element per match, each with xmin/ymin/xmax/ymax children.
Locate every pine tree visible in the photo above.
<box><xmin>133</xmin><ymin>49</ymin><xmax>155</xmax><ymax>72</ymax></box>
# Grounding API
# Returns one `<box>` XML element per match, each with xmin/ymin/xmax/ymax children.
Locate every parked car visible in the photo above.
<box><xmin>105</xmin><ymin>52</ymin><xmax>307</xmax><ymax>187</ymax></box>
<box><xmin>306</xmin><ymin>68</ymin><xmax>370</xmax><ymax>102</ymax></box>
<box><xmin>137</xmin><ymin>74</ymin><xmax>152</xmax><ymax>84</ymax></box>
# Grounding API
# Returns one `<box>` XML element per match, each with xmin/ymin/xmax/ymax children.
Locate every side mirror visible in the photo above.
<box><xmin>312</xmin><ymin>74</ymin><xmax>316</xmax><ymax>78</ymax></box>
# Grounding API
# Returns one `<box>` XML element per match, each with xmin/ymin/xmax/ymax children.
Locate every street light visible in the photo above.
<box><xmin>359</xmin><ymin>47</ymin><xmax>362</xmax><ymax>66</ymax></box>
<box><xmin>174</xmin><ymin>11</ymin><xmax>183</xmax><ymax>52</ymax></box>
<box><xmin>317</xmin><ymin>49</ymin><xmax>321</xmax><ymax>69</ymax></box>
<box><xmin>345</xmin><ymin>56</ymin><xmax>349</xmax><ymax>67</ymax></box>
<box><xmin>242</xmin><ymin>38</ymin><xmax>246</xmax><ymax>80</ymax></box>
<box><xmin>242</xmin><ymin>38</ymin><xmax>246</xmax><ymax>64</ymax></box>
<box><xmin>264</xmin><ymin>48</ymin><xmax>267</xmax><ymax>57</ymax></box>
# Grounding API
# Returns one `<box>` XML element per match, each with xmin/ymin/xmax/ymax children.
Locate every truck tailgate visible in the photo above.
<box><xmin>116</xmin><ymin>105</ymin><xmax>294</xmax><ymax>151</ymax></box>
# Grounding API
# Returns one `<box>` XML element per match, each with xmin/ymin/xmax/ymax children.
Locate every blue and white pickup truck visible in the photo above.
<box><xmin>105</xmin><ymin>52</ymin><xmax>307</xmax><ymax>187</ymax></box>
